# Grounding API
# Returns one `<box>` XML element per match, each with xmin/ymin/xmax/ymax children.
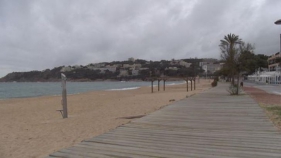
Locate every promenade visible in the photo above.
<box><xmin>46</xmin><ymin>83</ymin><xmax>281</xmax><ymax>158</ymax></box>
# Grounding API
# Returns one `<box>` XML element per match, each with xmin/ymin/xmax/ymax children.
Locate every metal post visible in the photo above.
<box><xmin>194</xmin><ymin>78</ymin><xmax>196</xmax><ymax>90</ymax></box>
<box><xmin>186</xmin><ymin>78</ymin><xmax>188</xmax><ymax>92</ymax></box>
<box><xmin>236</xmin><ymin>64</ymin><xmax>240</xmax><ymax>95</ymax></box>
<box><xmin>163</xmin><ymin>80</ymin><xmax>166</xmax><ymax>91</ymax></box>
<box><xmin>237</xmin><ymin>73</ymin><xmax>240</xmax><ymax>95</ymax></box>
<box><xmin>158</xmin><ymin>79</ymin><xmax>160</xmax><ymax>91</ymax></box>
<box><xmin>190</xmin><ymin>78</ymin><xmax>192</xmax><ymax>91</ymax></box>
<box><xmin>206</xmin><ymin>65</ymin><xmax>208</xmax><ymax>79</ymax></box>
<box><xmin>151</xmin><ymin>80</ymin><xmax>153</xmax><ymax>93</ymax></box>
<box><xmin>61</xmin><ymin>73</ymin><xmax>68</xmax><ymax>118</ymax></box>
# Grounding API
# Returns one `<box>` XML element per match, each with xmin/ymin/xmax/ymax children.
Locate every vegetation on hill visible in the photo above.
<box><xmin>0</xmin><ymin>67</ymin><xmax>63</xmax><ymax>82</ymax></box>
<box><xmin>0</xmin><ymin>58</ymin><xmax>205</xmax><ymax>82</ymax></box>
<box><xmin>1</xmin><ymin>44</ymin><xmax>269</xmax><ymax>83</ymax></box>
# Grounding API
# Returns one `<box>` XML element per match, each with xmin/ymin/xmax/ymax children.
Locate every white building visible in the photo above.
<box><xmin>61</xmin><ymin>66</ymin><xmax>73</xmax><ymax>72</ymax></box>
<box><xmin>170</xmin><ymin>59</ymin><xmax>180</xmax><ymax>65</ymax></box>
<box><xmin>170</xmin><ymin>60</ymin><xmax>191</xmax><ymax>68</ymax></box>
<box><xmin>112</xmin><ymin>64</ymin><xmax>122</xmax><ymax>67</ymax></box>
<box><xmin>134</xmin><ymin>64</ymin><xmax>142</xmax><ymax>70</ymax></box>
<box><xmin>246</xmin><ymin>52</ymin><xmax>281</xmax><ymax>84</ymax></box>
<box><xmin>132</xmin><ymin>70</ymin><xmax>139</xmax><ymax>76</ymax></box>
<box><xmin>166</xmin><ymin>67</ymin><xmax>178</xmax><ymax>71</ymax></box>
<box><xmin>201</xmin><ymin>63</ymin><xmax>222</xmax><ymax>74</ymax></box>
<box><xmin>118</xmin><ymin>70</ymin><xmax>129</xmax><ymax>76</ymax></box>
<box><xmin>199</xmin><ymin>62</ymin><xmax>208</xmax><ymax>67</ymax></box>
<box><xmin>122</xmin><ymin>64</ymin><xmax>134</xmax><ymax>68</ymax></box>
<box><xmin>248</xmin><ymin>71</ymin><xmax>281</xmax><ymax>84</ymax></box>
<box><xmin>89</xmin><ymin>67</ymin><xmax>116</xmax><ymax>73</ymax></box>
<box><xmin>268</xmin><ymin>52</ymin><xmax>281</xmax><ymax>71</ymax></box>
<box><xmin>179</xmin><ymin>60</ymin><xmax>192</xmax><ymax>68</ymax></box>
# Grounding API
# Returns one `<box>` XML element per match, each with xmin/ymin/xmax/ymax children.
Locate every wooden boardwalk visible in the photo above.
<box><xmin>47</xmin><ymin>83</ymin><xmax>281</xmax><ymax>158</ymax></box>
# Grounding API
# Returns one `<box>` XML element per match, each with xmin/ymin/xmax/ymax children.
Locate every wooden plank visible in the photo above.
<box><xmin>104</xmin><ymin>127</ymin><xmax>281</xmax><ymax>140</ymax></box>
<box><xmin>94</xmin><ymin>132</ymin><xmax>281</xmax><ymax>146</ymax></box>
<box><xmin>91</xmin><ymin>134</ymin><xmax>281</xmax><ymax>151</ymax></box>
<box><xmin>50</xmin><ymin>148</ymin><xmax>113</xmax><ymax>158</ymax></box>
<box><xmin>67</xmin><ymin>146</ymin><xmax>152</xmax><ymax>158</ymax></box>
<box><xmin>76</xmin><ymin>142</ymin><xmax>192</xmax><ymax>158</ymax></box>
<box><xmin>84</xmin><ymin>139</ymin><xmax>281</xmax><ymax>158</ymax></box>
<box><xmin>76</xmin><ymin>142</ymin><xmax>238</xmax><ymax>158</ymax></box>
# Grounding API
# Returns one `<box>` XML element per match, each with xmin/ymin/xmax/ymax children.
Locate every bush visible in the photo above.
<box><xmin>214</xmin><ymin>76</ymin><xmax>219</xmax><ymax>82</ymax></box>
<box><xmin>227</xmin><ymin>84</ymin><xmax>241</xmax><ymax>95</ymax></box>
<box><xmin>211</xmin><ymin>80</ymin><xmax>217</xmax><ymax>87</ymax></box>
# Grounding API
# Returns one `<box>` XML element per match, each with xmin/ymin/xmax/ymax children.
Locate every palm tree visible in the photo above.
<box><xmin>220</xmin><ymin>33</ymin><xmax>242</xmax><ymax>85</ymax></box>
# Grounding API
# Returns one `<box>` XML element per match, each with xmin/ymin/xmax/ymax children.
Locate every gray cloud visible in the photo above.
<box><xmin>0</xmin><ymin>0</ymin><xmax>280</xmax><ymax>77</ymax></box>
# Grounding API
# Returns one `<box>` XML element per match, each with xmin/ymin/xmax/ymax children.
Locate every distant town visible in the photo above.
<box><xmin>1</xmin><ymin>51</ymin><xmax>279</xmax><ymax>83</ymax></box>
<box><xmin>0</xmin><ymin>57</ymin><xmax>224</xmax><ymax>82</ymax></box>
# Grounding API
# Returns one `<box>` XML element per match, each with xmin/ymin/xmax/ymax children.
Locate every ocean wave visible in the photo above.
<box><xmin>106</xmin><ymin>87</ymin><xmax>140</xmax><ymax>91</ymax></box>
<box><xmin>166</xmin><ymin>81</ymin><xmax>186</xmax><ymax>86</ymax></box>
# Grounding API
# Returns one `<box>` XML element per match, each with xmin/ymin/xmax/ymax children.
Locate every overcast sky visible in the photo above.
<box><xmin>0</xmin><ymin>0</ymin><xmax>281</xmax><ymax>77</ymax></box>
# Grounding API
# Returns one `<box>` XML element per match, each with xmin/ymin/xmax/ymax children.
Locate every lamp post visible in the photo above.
<box><xmin>275</xmin><ymin>19</ymin><xmax>281</xmax><ymax>54</ymax></box>
<box><xmin>275</xmin><ymin>19</ymin><xmax>281</xmax><ymax>80</ymax></box>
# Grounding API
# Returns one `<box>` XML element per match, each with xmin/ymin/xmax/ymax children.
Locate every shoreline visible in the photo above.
<box><xmin>0</xmin><ymin>80</ymin><xmax>186</xmax><ymax>101</ymax></box>
<box><xmin>0</xmin><ymin>78</ymin><xmax>187</xmax><ymax>83</ymax></box>
<box><xmin>0</xmin><ymin>79</ymin><xmax>211</xmax><ymax>158</ymax></box>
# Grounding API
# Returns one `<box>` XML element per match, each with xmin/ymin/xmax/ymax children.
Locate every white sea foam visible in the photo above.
<box><xmin>166</xmin><ymin>81</ymin><xmax>186</xmax><ymax>86</ymax></box>
<box><xmin>167</xmin><ymin>83</ymin><xmax>176</xmax><ymax>85</ymax></box>
<box><xmin>107</xmin><ymin>87</ymin><xmax>140</xmax><ymax>91</ymax></box>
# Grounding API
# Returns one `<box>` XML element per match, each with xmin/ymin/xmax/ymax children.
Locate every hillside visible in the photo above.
<box><xmin>0</xmin><ymin>58</ymin><xmax>207</xmax><ymax>82</ymax></box>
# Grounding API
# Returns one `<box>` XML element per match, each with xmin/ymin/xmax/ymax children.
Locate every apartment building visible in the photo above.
<box><xmin>268</xmin><ymin>52</ymin><xmax>281</xmax><ymax>71</ymax></box>
<box><xmin>201</xmin><ymin>63</ymin><xmax>222</xmax><ymax>74</ymax></box>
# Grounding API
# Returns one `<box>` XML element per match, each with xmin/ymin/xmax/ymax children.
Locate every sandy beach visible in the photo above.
<box><xmin>0</xmin><ymin>79</ymin><xmax>211</xmax><ymax>158</ymax></box>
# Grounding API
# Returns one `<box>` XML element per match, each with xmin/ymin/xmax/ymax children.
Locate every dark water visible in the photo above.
<box><xmin>0</xmin><ymin>81</ymin><xmax>185</xmax><ymax>99</ymax></box>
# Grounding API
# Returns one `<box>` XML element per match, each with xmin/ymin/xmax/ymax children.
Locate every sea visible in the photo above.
<box><xmin>0</xmin><ymin>81</ymin><xmax>185</xmax><ymax>100</ymax></box>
